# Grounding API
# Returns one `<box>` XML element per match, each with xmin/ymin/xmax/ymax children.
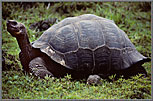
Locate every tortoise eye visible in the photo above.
<box><xmin>12</xmin><ymin>21</ymin><xmax>17</xmax><ymax>26</ymax></box>
<box><xmin>8</xmin><ymin>20</ymin><xmax>17</xmax><ymax>26</ymax></box>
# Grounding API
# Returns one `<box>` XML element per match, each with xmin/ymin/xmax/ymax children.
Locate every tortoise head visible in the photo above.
<box><xmin>7</xmin><ymin>20</ymin><xmax>27</xmax><ymax>38</ymax></box>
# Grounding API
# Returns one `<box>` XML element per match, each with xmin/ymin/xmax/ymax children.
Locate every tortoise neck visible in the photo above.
<box><xmin>17</xmin><ymin>34</ymin><xmax>32</xmax><ymax>52</ymax></box>
<box><xmin>16</xmin><ymin>32</ymin><xmax>33</xmax><ymax>72</ymax></box>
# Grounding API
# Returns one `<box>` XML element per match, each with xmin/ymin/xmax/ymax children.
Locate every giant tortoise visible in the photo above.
<box><xmin>7</xmin><ymin>14</ymin><xmax>150</xmax><ymax>81</ymax></box>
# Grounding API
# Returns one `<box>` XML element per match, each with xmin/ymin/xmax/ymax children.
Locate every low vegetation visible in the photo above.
<box><xmin>2</xmin><ymin>2</ymin><xmax>151</xmax><ymax>99</ymax></box>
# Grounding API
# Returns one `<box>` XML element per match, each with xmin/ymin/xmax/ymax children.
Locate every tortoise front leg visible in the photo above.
<box><xmin>29</xmin><ymin>57</ymin><xmax>53</xmax><ymax>78</ymax></box>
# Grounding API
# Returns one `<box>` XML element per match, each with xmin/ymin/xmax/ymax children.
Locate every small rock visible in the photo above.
<box><xmin>87</xmin><ymin>75</ymin><xmax>102</xmax><ymax>85</ymax></box>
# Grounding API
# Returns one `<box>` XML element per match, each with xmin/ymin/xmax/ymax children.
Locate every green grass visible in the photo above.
<box><xmin>2</xmin><ymin>71</ymin><xmax>151</xmax><ymax>99</ymax></box>
<box><xmin>2</xmin><ymin>2</ymin><xmax>151</xmax><ymax>99</ymax></box>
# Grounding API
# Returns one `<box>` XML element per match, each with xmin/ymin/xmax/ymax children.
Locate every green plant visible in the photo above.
<box><xmin>2</xmin><ymin>2</ymin><xmax>151</xmax><ymax>99</ymax></box>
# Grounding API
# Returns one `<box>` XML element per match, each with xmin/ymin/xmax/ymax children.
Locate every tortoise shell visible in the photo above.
<box><xmin>32</xmin><ymin>14</ymin><xmax>148</xmax><ymax>73</ymax></box>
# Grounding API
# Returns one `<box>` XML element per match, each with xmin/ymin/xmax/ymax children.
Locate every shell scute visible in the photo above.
<box><xmin>32</xmin><ymin>14</ymin><xmax>149</xmax><ymax>72</ymax></box>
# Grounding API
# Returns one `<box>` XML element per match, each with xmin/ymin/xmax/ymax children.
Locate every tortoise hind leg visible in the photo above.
<box><xmin>29</xmin><ymin>57</ymin><xmax>54</xmax><ymax>78</ymax></box>
<box><xmin>121</xmin><ymin>65</ymin><xmax>147</xmax><ymax>79</ymax></box>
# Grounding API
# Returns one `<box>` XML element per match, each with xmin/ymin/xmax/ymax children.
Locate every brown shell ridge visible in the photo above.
<box><xmin>32</xmin><ymin>41</ymin><xmax>72</xmax><ymax>69</ymax></box>
<box><xmin>41</xmin><ymin>43</ymin><xmax>72</xmax><ymax>70</ymax></box>
<box><xmin>71</xmin><ymin>22</ymin><xmax>81</xmax><ymax>48</ymax></box>
<box><xmin>33</xmin><ymin>39</ymin><xmax>140</xmax><ymax>55</ymax></box>
<box><xmin>94</xmin><ymin>20</ymin><xmax>106</xmax><ymax>45</ymax></box>
<box><xmin>32</xmin><ymin>40</ymin><xmax>149</xmax><ymax>71</ymax></box>
<box><xmin>50</xmin><ymin>14</ymin><xmax>114</xmax><ymax>34</ymax></box>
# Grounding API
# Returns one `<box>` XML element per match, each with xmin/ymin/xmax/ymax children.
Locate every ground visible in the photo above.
<box><xmin>2</xmin><ymin>2</ymin><xmax>151</xmax><ymax>99</ymax></box>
